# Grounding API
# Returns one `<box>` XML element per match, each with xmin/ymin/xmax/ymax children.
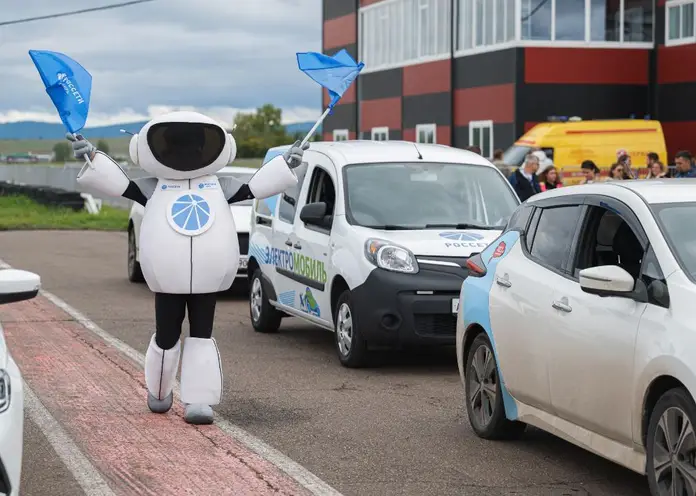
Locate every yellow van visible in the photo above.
<box><xmin>502</xmin><ymin>119</ymin><xmax>668</xmax><ymax>185</ymax></box>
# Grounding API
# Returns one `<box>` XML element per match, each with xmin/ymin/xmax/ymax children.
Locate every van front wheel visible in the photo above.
<box><xmin>334</xmin><ymin>290</ymin><xmax>368</xmax><ymax>368</ymax></box>
<box><xmin>249</xmin><ymin>269</ymin><xmax>281</xmax><ymax>333</ymax></box>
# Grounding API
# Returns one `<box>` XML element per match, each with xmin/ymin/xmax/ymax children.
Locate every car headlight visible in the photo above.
<box><xmin>0</xmin><ymin>369</ymin><xmax>9</xmax><ymax>414</ymax></box>
<box><xmin>364</xmin><ymin>239</ymin><xmax>419</xmax><ymax>274</ymax></box>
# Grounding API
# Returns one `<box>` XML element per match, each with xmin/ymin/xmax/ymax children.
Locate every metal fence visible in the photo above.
<box><xmin>0</xmin><ymin>163</ymin><xmax>148</xmax><ymax>209</ymax></box>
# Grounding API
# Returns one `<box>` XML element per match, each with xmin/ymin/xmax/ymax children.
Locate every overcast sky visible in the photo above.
<box><xmin>0</xmin><ymin>0</ymin><xmax>322</xmax><ymax>127</ymax></box>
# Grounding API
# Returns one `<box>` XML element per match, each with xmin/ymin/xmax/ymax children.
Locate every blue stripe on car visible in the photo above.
<box><xmin>461</xmin><ymin>230</ymin><xmax>521</xmax><ymax>421</ymax></box>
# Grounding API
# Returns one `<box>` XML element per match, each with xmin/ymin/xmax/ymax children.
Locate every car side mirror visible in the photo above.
<box><xmin>300</xmin><ymin>202</ymin><xmax>328</xmax><ymax>226</ymax></box>
<box><xmin>0</xmin><ymin>269</ymin><xmax>41</xmax><ymax>305</ymax></box>
<box><xmin>579</xmin><ymin>265</ymin><xmax>634</xmax><ymax>297</ymax></box>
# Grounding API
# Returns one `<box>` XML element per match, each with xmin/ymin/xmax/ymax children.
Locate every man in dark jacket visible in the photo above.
<box><xmin>673</xmin><ymin>150</ymin><xmax>696</xmax><ymax>178</ymax></box>
<box><xmin>508</xmin><ymin>153</ymin><xmax>541</xmax><ymax>202</ymax></box>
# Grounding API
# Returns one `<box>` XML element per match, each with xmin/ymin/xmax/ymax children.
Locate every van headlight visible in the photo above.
<box><xmin>364</xmin><ymin>239</ymin><xmax>419</xmax><ymax>274</ymax></box>
<box><xmin>0</xmin><ymin>369</ymin><xmax>9</xmax><ymax>414</ymax></box>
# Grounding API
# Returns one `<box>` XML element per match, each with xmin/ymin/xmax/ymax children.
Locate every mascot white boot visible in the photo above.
<box><xmin>68</xmin><ymin>111</ymin><xmax>306</xmax><ymax>424</ymax></box>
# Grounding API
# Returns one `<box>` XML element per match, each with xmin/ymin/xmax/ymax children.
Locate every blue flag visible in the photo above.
<box><xmin>28</xmin><ymin>50</ymin><xmax>92</xmax><ymax>134</ymax></box>
<box><xmin>296</xmin><ymin>49</ymin><xmax>364</xmax><ymax>109</ymax></box>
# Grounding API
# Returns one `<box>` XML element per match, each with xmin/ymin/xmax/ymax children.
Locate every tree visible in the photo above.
<box><xmin>232</xmin><ymin>104</ymin><xmax>291</xmax><ymax>155</ymax></box>
<box><xmin>53</xmin><ymin>142</ymin><xmax>71</xmax><ymax>162</ymax></box>
<box><xmin>97</xmin><ymin>140</ymin><xmax>110</xmax><ymax>155</ymax></box>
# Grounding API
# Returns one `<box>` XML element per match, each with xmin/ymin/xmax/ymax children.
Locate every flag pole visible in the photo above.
<box><xmin>74</xmin><ymin>132</ymin><xmax>95</xmax><ymax>170</ymax></box>
<box><xmin>300</xmin><ymin>106</ymin><xmax>332</xmax><ymax>147</ymax></box>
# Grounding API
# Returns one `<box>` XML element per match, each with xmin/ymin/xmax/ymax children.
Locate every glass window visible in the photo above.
<box><xmin>506</xmin><ymin>205</ymin><xmax>534</xmax><ymax>232</ymax></box>
<box><xmin>684</xmin><ymin>3</ymin><xmax>695</xmax><ymax>38</ymax></box>
<box><xmin>525</xmin><ymin>208</ymin><xmax>541</xmax><ymax>252</ymax></box>
<box><xmin>529</xmin><ymin>206</ymin><xmax>583</xmax><ymax>272</ymax></box>
<box><xmin>669</xmin><ymin>5</ymin><xmax>682</xmax><ymax>40</ymax></box>
<box><xmin>469</xmin><ymin>120</ymin><xmax>494</xmax><ymax>158</ymax></box>
<box><xmin>458</xmin><ymin>0</ymin><xmax>474</xmax><ymax>49</ymax></box>
<box><xmin>475</xmin><ymin>0</ymin><xmax>485</xmax><ymax>45</ymax></box>
<box><xmin>521</xmin><ymin>0</ymin><xmax>552</xmax><ymax>40</ymax></box>
<box><xmin>623</xmin><ymin>0</ymin><xmax>653</xmax><ymax>42</ymax></box>
<box><xmin>495</xmin><ymin>0</ymin><xmax>506</xmax><ymax>43</ymax></box>
<box><xmin>506</xmin><ymin>0</ymin><xmax>516</xmax><ymax>40</ymax></box>
<box><xmin>485</xmin><ymin>0</ymin><xmax>495</xmax><ymax>45</ymax></box>
<box><xmin>333</xmin><ymin>129</ymin><xmax>349</xmax><ymax>141</ymax></box>
<box><xmin>371</xmin><ymin>127</ymin><xmax>389</xmax><ymax>141</ymax></box>
<box><xmin>344</xmin><ymin>162</ymin><xmax>520</xmax><ymax>229</ymax></box>
<box><xmin>555</xmin><ymin>0</ymin><xmax>586</xmax><ymax>41</ymax></box>
<box><xmin>590</xmin><ymin>0</ymin><xmax>621</xmax><ymax>41</ymax></box>
<box><xmin>416</xmin><ymin>124</ymin><xmax>436</xmax><ymax>143</ymax></box>
<box><xmin>653</xmin><ymin>202</ymin><xmax>696</xmax><ymax>281</ymax></box>
<box><xmin>278</xmin><ymin>162</ymin><xmax>309</xmax><ymax>224</ymax></box>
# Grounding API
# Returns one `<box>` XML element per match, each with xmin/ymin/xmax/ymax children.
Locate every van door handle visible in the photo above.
<box><xmin>293</xmin><ymin>242</ymin><xmax>302</xmax><ymax>250</ymax></box>
<box><xmin>552</xmin><ymin>300</ymin><xmax>572</xmax><ymax>313</ymax></box>
<box><xmin>495</xmin><ymin>276</ymin><xmax>511</xmax><ymax>288</ymax></box>
<box><xmin>284</xmin><ymin>239</ymin><xmax>292</xmax><ymax>247</ymax></box>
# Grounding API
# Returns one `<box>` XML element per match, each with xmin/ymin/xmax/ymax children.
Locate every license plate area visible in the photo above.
<box><xmin>239</xmin><ymin>256</ymin><xmax>248</xmax><ymax>269</ymax></box>
<box><xmin>451</xmin><ymin>298</ymin><xmax>459</xmax><ymax>314</ymax></box>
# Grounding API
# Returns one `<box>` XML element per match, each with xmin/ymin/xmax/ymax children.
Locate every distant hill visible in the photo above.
<box><xmin>0</xmin><ymin>120</ymin><xmax>318</xmax><ymax>140</ymax></box>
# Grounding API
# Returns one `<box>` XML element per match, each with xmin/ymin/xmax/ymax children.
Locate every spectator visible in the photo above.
<box><xmin>580</xmin><ymin>160</ymin><xmax>602</xmax><ymax>184</ymax></box>
<box><xmin>646</xmin><ymin>160</ymin><xmax>668</xmax><ymax>179</ymax></box>
<box><xmin>607</xmin><ymin>162</ymin><xmax>629</xmax><ymax>181</ymax></box>
<box><xmin>616</xmin><ymin>150</ymin><xmax>637</xmax><ymax>179</ymax></box>
<box><xmin>467</xmin><ymin>145</ymin><xmax>481</xmax><ymax>155</ymax></box>
<box><xmin>673</xmin><ymin>150</ymin><xmax>696</xmax><ymax>178</ymax></box>
<box><xmin>509</xmin><ymin>153</ymin><xmax>541</xmax><ymax>202</ymax></box>
<box><xmin>491</xmin><ymin>148</ymin><xmax>511</xmax><ymax>177</ymax></box>
<box><xmin>646</xmin><ymin>152</ymin><xmax>660</xmax><ymax>171</ymax></box>
<box><xmin>538</xmin><ymin>165</ymin><xmax>563</xmax><ymax>191</ymax></box>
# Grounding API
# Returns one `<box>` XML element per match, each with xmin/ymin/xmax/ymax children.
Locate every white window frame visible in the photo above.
<box><xmin>415</xmin><ymin>123</ymin><xmax>437</xmax><ymax>144</ymax></box>
<box><xmin>371</xmin><ymin>127</ymin><xmax>389</xmax><ymax>141</ymax></box>
<box><xmin>468</xmin><ymin>120</ymin><xmax>494</xmax><ymax>158</ymax></box>
<box><xmin>333</xmin><ymin>129</ymin><xmax>349</xmax><ymax>141</ymax></box>
<box><xmin>359</xmin><ymin>0</ymin><xmax>452</xmax><ymax>73</ymax></box>
<box><xmin>666</xmin><ymin>0</ymin><xmax>696</xmax><ymax>47</ymax></box>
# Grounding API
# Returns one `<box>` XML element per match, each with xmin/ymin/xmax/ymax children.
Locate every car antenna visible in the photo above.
<box><xmin>412</xmin><ymin>141</ymin><xmax>423</xmax><ymax>160</ymax></box>
<box><xmin>119</xmin><ymin>129</ymin><xmax>135</xmax><ymax>136</ymax></box>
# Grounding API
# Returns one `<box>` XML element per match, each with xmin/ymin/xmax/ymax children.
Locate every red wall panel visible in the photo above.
<box><xmin>454</xmin><ymin>84</ymin><xmax>514</xmax><ymax>125</ymax></box>
<box><xmin>658</xmin><ymin>44</ymin><xmax>696</xmax><ymax>84</ymax></box>
<box><xmin>402</xmin><ymin>60</ymin><xmax>451</xmax><ymax>96</ymax></box>
<box><xmin>525</xmin><ymin>48</ymin><xmax>649</xmax><ymax>85</ymax></box>
<box><xmin>323</xmin><ymin>13</ymin><xmax>356</xmax><ymax>50</ymax></box>
<box><xmin>360</xmin><ymin>97</ymin><xmax>402</xmax><ymax>131</ymax></box>
<box><xmin>661</xmin><ymin>121</ymin><xmax>696</xmax><ymax>160</ymax></box>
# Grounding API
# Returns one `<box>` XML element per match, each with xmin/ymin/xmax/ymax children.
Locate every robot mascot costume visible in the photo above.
<box><xmin>66</xmin><ymin>111</ymin><xmax>307</xmax><ymax>424</ymax></box>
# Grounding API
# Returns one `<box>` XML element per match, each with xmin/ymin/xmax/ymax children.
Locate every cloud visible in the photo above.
<box><xmin>1</xmin><ymin>0</ymin><xmax>322</xmax><ymax>124</ymax></box>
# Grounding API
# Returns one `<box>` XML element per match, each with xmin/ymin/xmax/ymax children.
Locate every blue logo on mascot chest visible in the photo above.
<box><xmin>170</xmin><ymin>194</ymin><xmax>211</xmax><ymax>232</ymax></box>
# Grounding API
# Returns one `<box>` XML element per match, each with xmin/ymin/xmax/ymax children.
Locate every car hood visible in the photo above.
<box><xmin>231</xmin><ymin>205</ymin><xmax>252</xmax><ymax>233</ymax></box>
<box><xmin>371</xmin><ymin>229</ymin><xmax>502</xmax><ymax>257</ymax></box>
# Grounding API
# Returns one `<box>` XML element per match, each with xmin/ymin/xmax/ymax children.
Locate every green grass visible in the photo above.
<box><xmin>0</xmin><ymin>195</ymin><xmax>130</xmax><ymax>231</ymax></box>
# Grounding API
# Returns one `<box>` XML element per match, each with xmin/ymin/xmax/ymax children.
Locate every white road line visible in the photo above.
<box><xmin>23</xmin><ymin>383</ymin><xmax>116</xmax><ymax>496</ymax></box>
<box><xmin>1</xmin><ymin>259</ymin><xmax>343</xmax><ymax>496</ymax></box>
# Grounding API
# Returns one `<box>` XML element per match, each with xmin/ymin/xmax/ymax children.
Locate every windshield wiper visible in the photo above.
<box><xmin>425</xmin><ymin>223</ymin><xmax>502</xmax><ymax>230</ymax></box>
<box><xmin>365</xmin><ymin>224</ymin><xmax>421</xmax><ymax>230</ymax></box>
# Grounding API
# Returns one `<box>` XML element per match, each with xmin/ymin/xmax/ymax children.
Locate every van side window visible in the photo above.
<box><xmin>278</xmin><ymin>161</ymin><xmax>309</xmax><ymax>224</ymax></box>
<box><xmin>304</xmin><ymin>166</ymin><xmax>336</xmax><ymax>231</ymax></box>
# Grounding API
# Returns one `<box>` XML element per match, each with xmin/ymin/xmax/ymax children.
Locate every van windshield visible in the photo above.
<box><xmin>502</xmin><ymin>145</ymin><xmax>532</xmax><ymax>167</ymax></box>
<box><xmin>343</xmin><ymin>162</ymin><xmax>519</xmax><ymax>229</ymax></box>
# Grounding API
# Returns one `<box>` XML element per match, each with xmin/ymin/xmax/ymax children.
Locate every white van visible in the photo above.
<box><xmin>247</xmin><ymin>140</ymin><xmax>520</xmax><ymax>367</ymax></box>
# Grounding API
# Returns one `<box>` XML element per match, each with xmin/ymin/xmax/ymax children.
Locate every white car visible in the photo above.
<box><xmin>247</xmin><ymin>140</ymin><xmax>520</xmax><ymax>367</ymax></box>
<box><xmin>0</xmin><ymin>268</ymin><xmax>41</xmax><ymax>496</ymax></box>
<box><xmin>127</xmin><ymin>166</ymin><xmax>256</xmax><ymax>285</ymax></box>
<box><xmin>456</xmin><ymin>179</ymin><xmax>696</xmax><ymax>495</ymax></box>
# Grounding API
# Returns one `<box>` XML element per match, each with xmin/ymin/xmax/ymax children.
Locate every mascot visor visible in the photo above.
<box><xmin>147</xmin><ymin>122</ymin><xmax>226</xmax><ymax>171</ymax></box>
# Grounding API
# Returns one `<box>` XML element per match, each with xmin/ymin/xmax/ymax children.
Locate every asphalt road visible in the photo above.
<box><xmin>2</xmin><ymin>230</ymin><xmax>651</xmax><ymax>496</ymax></box>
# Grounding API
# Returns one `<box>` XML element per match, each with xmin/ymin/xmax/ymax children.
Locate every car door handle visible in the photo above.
<box><xmin>552</xmin><ymin>300</ymin><xmax>572</xmax><ymax>313</ymax></box>
<box><xmin>284</xmin><ymin>239</ymin><xmax>293</xmax><ymax>247</ymax></box>
<box><xmin>495</xmin><ymin>276</ymin><xmax>511</xmax><ymax>288</ymax></box>
<box><xmin>293</xmin><ymin>242</ymin><xmax>302</xmax><ymax>250</ymax></box>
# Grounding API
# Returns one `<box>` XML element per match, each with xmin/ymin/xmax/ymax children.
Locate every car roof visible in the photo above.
<box><xmin>276</xmin><ymin>140</ymin><xmax>497</xmax><ymax>169</ymax></box>
<box><xmin>220</xmin><ymin>165</ymin><xmax>255</xmax><ymax>175</ymax></box>
<box><xmin>527</xmin><ymin>179</ymin><xmax>696</xmax><ymax>205</ymax></box>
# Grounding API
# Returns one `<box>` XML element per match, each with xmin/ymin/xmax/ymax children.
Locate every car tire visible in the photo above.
<box><xmin>334</xmin><ymin>290</ymin><xmax>369</xmax><ymax>368</ymax></box>
<box><xmin>127</xmin><ymin>227</ymin><xmax>145</xmax><ymax>283</ymax></box>
<box><xmin>464</xmin><ymin>333</ymin><xmax>526</xmax><ymax>440</ymax></box>
<box><xmin>249</xmin><ymin>269</ymin><xmax>282</xmax><ymax>333</ymax></box>
<box><xmin>646</xmin><ymin>387</ymin><xmax>696</xmax><ymax>495</ymax></box>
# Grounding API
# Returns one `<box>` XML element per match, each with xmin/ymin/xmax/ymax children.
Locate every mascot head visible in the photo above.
<box><xmin>128</xmin><ymin>111</ymin><xmax>237</xmax><ymax>179</ymax></box>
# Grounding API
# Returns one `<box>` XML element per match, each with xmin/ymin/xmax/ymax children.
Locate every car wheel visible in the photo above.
<box><xmin>127</xmin><ymin>227</ymin><xmax>145</xmax><ymax>283</ymax></box>
<box><xmin>647</xmin><ymin>387</ymin><xmax>696</xmax><ymax>496</ymax></box>
<box><xmin>334</xmin><ymin>290</ymin><xmax>368</xmax><ymax>368</ymax></box>
<box><xmin>465</xmin><ymin>333</ymin><xmax>525</xmax><ymax>439</ymax></box>
<box><xmin>249</xmin><ymin>269</ymin><xmax>281</xmax><ymax>333</ymax></box>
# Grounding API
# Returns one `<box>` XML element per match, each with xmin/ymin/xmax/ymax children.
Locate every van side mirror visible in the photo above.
<box><xmin>300</xmin><ymin>202</ymin><xmax>328</xmax><ymax>226</ymax></box>
<box><xmin>0</xmin><ymin>269</ymin><xmax>41</xmax><ymax>305</ymax></box>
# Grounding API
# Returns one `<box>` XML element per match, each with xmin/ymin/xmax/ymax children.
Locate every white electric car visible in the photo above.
<box><xmin>457</xmin><ymin>180</ymin><xmax>696</xmax><ymax>496</ymax></box>
<box><xmin>0</xmin><ymin>268</ymin><xmax>41</xmax><ymax>496</ymax></box>
<box><xmin>127</xmin><ymin>165</ymin><xmax>256</xmax><ymax>285</ymax></box>
<box><xmin>247</xmin><ymin>140</ymin><xmax>520</xmax><ymax>367</ymax></box>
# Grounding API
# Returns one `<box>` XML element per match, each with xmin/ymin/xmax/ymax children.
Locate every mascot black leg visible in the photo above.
<box><xmin>145</xmin><ymin>293</ymin><xmax>186</xmax><ymax>413</ymax></box>
<box><xmin>180</xmin><ymin>293</ymin><xmax>221</xmax><ymax>425</ymax></box>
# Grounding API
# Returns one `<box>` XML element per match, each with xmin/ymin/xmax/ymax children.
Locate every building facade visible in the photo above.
<box><xmin>321</xmin><ymin>0</ymin><xmax>695</xmax><ymax>160</ymax></box>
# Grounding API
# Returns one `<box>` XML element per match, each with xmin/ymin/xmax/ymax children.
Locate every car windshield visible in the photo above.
<box><xmin>653</xmin><ymin>202</ymin><xmax>696</xmax><ymax>280</ymax></box>
<box><xmin>220</xmin><ymin>171</ymin><xmax>254</xmax><ymax>205</ymax></box>
<box><xmin>502</xmin><ymin>145</ymin><xmax>532</xmax><ymax>167</ymax></box>
<box><xmin>343</xmin><ymin>162</ymin><xmax>519</xmax><ymax>229</ymax></box>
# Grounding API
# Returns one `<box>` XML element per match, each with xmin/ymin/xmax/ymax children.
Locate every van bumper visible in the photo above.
<box><xmin>350</xmin><ymin>266</ymin><xmax>466</xmax><ymax>347</ymax></box>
